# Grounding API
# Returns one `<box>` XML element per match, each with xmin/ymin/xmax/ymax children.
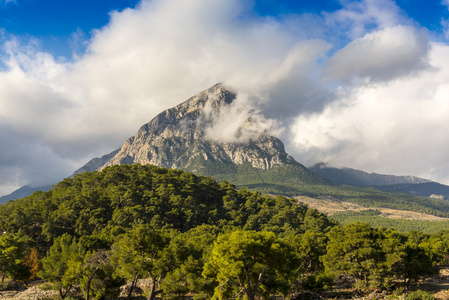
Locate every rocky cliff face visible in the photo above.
<box><xmin>100</xmin><ymin>83</ymin><xmax>299</xmax><ymax>172</ymax></box>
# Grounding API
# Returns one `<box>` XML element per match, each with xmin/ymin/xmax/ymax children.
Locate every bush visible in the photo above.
<box><xmin>406</xmin><ymin>290</ymin><xmax>435</xmax><ymax>300</ymax></box>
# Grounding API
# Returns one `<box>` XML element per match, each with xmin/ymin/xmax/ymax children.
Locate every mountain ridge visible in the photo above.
<box><xmin>310</xmin><ymin>163</ymin><xmax>432</xmax><ymax>186</ymax></box>
<box><xmin>94</xmin><ymin>83</ymin><xmax>326</xmax><ymax>187</ymax></box>
<box><xmin>309</xmin><ymin>163</ymin><xmax>449</xmax><ymax>198</ymax></box>
<box><xmin>2</xmin><ymin>84</ymin><xmax>449</xmax><ymax>205</ymax></box>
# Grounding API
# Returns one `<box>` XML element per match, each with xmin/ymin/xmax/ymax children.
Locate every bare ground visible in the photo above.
<box><xmin>3</xmin><ymin>274</ymin><xmax>449</xmax><ymax>300</ymax></box>
<box><xmin>295</xmin><ymin>195</ymin><xmax>449</xmax><ymax>221</ymax></box>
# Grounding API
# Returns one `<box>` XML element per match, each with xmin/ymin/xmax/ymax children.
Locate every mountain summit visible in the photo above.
<box><xmin>82</xmin><ymin>83</ymin><xmax>325</xmax><ymax>188</ymax></box>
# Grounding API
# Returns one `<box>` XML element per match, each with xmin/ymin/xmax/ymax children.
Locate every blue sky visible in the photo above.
<box><xmin>2</xmin><ymin>0</ymin><xmax>448</xmax><ymax>59</ymax></box>
<box><xmin>2</xmin><ymin>0</ymin><xmax>449</xmax><ymax>195</ymax></box>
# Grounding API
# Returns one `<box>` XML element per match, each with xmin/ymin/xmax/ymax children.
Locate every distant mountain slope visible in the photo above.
<box><xmin>310</xmin><ymin>163</ymin><xmax>431</xmax><ymax>186</ymax></box>
<box><xmin>71</xmin><ymin>149</ymin><xmax>120</xmax><ymax>176</ymax></box>
<box><xmin>0</xmin><ymin>150</ymin><xmax>120</xmax><ymax>204</ymax></box>
<box><xmin>375</xmin><ymin>182</ymin><xmax>449</xmax><ymax>199</ymax></box>
<box><xmin>309</xmin><ymin>163</ymin><xmax>449</xmax><ymax>198</ymax></box>
<box><xmin>0</xmin><ymin>185</ymin><xmax>52</xmax><ymax>205</ymax></box>
<box><xmin>91</xmin><ymin>83</ymin><xmax>326</xmax><ymax>187</ymax></box>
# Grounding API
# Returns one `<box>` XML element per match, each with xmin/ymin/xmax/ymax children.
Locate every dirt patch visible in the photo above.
<box><xmin>0</xmin><ymin>281</ymin><xmax>58</xmax><ymax>300</ymax></box>
<box><xmin>295</xmin><ymin>196</ymin><xmax>449</xmax><ymax>221</ymax></box>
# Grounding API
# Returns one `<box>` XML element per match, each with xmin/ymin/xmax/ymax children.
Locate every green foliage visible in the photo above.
<box><xmin>0</xmin><ymin>232</ymin><xmax>31</xmax><ymax>282</ymax></box>
<box><xmin>322</xmin><ymin>223</ymin><xmax>403</xmax><ymax>288</ymax></box>
<box><xmin>68</xmin><ymin>249</ymin><xmax>124</xmax><ymax>300</ymax></box>
<box><xmin>1</xmin><ymin>164</ymin><xmax>447</xmax><ymax>299</ymax></box>
<box><xmin>296</xmin><ymin>272</ymin><xmax>334</xmax><ymax>292</ymax></box>
<box><xmin>38</xmin><ymin>233</ymin><xmax>83</xmax><ymax>299</ymax></box>
<box><xmin>393</xmin><ymin>242</ymin><xmax>438</xmax><ymax>285</ymax></box>
<box><xmin>256</xmin><ymin>183</ymin><xmax>449</xmax><ymax>218</ymax></box>
<box><xmin>331</xmin><ymin>211</ymin><xmax>449</xmax><ymax>233</ymax></box>
<box><xmin>405</xmin><ymin>289</ymin><xmax>435</xmax><ymax>300</ymax></box>
<box><xmin>322</xmin><ymin>223</ymin><xmax>440</xmax><ymax>290</ymax></box>
<box><xmin>161</xmin><ymin>225</ymin><xmax>219</xmax><ymax>300</ymax></box>
<box><xmin>110</xmin><ymin>224</ymin><xmax>171</xmax><ymax>299</ymax></box>
<box><xmin>203</xmin><ymin>230</ymin><xmax>299</xmax><ymax>300</ymax></box>
<box><xmin>183</xmin><ymin>159</ymin><xmax>327</xmax><ymax>187</ymax></box>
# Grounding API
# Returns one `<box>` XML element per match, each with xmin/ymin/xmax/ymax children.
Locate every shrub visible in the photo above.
<box><xmin>406</xmin><ymin>290</ymin><xmax>435</xmax><ymax>300</ymax></box>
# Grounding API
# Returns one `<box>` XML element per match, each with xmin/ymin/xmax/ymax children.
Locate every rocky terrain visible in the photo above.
<box><xmin>86</xmin><ymin>83</ymin><xmax>324</xmax><ymax>187</ymax></box>
<box><xmin>100</xmin><ymin>83</ymin><xmax>298</xmax><ymax>171</ymax></box>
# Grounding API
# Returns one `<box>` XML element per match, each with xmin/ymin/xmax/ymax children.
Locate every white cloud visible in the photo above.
<box><xmin>325</xmin><ymin>0</ymin><xmax>409</xmax><ymax>39</ymax></box>
<box><xmin>2</xmin><ymin>0</ymin><xmax>449</xmax><ymax>195</ymax></box>
<box><xmin>324</xmin><ymin>25</ymin><xmax>430</xmax><ymax>82</ymax></box>
<box><xmin>291</xmin><ymin>42</ymin><xmax>449</xmax><ymax>183</ymax></box>
<box><xmin>202</xmin><ymin>92</ymin><xmax>281</xmax><ymax>143</ymax></box>
<box><xmin>0</xmin><ymin>0</ymin><xmax>334</xmax><ymax>193</ymax></box>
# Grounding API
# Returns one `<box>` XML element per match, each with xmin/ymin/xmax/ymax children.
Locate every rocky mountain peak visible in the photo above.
<box><xmin>136</xmin><ymin>83</ymin><xmax>235</xmax><ymax>138</ymax></box>
<box><xmin>90</xmin><ymin>83</ymin><xmax>325</xmax><ymax>186</ymax></box>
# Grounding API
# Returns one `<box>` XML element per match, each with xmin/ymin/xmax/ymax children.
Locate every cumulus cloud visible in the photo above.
<box><xmin>0</xmin><ymin>0</ymin><xmax>335</xmax><ymax>193</ymax></box>
<box><xmin>324</xmin><ymin>0</ymin><xmax>409</xmax><ymax>39</ymax></box>
<box><xmin>291</xmin><ymin>42</ymin><xmax>449</xmax><ymax>182</ymax></box>
<box><xmin>324</xmin><ymin>25</ymin><xmax>430</xmax><ymax>82</ymax></box>
<box><xmin>1</xmin><ymin>0</ymin><xmax>449</xmax><ymax>194</ymax></box>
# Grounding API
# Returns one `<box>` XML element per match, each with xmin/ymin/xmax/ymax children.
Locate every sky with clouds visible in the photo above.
<box><xmin>1</xmin><ymin>0</ymin><xmax>449</xmax><ymax>195</ymax></box>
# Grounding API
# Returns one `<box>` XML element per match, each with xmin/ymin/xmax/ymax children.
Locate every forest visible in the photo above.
<box><xmin>1</xmin><ymin>164</ymin><xmax>449</xmax><ymax>299</ymax></box>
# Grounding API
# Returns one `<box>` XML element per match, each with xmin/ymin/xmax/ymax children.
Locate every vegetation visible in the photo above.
<box><xmin>0</xmin><ymin>164</ymin><xmax>448</xmax><ymax>299</ymax></box>
<box><xmin>331</xmin><ymin>210</ymin><xmax>449</xmax><ymax>233</ymax></box>
<box><xmin>255</xmin><ymin>183</ymin><xmax>449</xmax><ymax>218</ymax></box>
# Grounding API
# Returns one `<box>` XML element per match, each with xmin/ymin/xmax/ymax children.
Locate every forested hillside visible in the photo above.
<box><xmin>0</xmin><ymin>165</ymin><xmax>448</xmax><ymax>299</ymax></box>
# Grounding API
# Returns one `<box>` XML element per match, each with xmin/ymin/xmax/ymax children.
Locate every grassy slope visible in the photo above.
<box><xmin>331</xmin><ymin>210</ymin><xmax>449</xmax><ymax>234</ymax></box>
<box><xmin>183</xmin><ymin>159</ymin><xmax>449</xmax><ymax>216</ymax></box>
<box><xmin>181</xmin><ymin>159</ymin><xmax>449</xmax><ymax>232</ymax></box>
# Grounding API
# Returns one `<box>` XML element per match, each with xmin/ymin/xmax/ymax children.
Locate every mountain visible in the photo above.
<box><xmin>310</xmin><ymin>163</ymin><xmax>432</xmax><ymax>187</ymax></box>
<box><xmin>374</xmin><ymin>182</ymin><xmax>449</xmax><ymax>199</ymax></box>
<box><xmin>89</xmin><ymin>83</ymin><xmax>326</xmax><ymax>189</ymax></box>
<box><xmin>72</xmin><ymin>149</ymin><xmax>120</xmax><ymax>176</ymax></box>
<box><xmin>0</xmin><ymin>185</ymin><xmax>52</xmax><ymax>205</ymax></box>
<box><xmin>309</xmin><ymin>163</ymin><xmax>449</xmax><ymax>198</ymax></box>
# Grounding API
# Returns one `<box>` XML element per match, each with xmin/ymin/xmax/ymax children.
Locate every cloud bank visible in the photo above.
<box><xmin>0</xmin><ymin>0</ymin><xmax>448</xmax><ymax>194</ymax></box>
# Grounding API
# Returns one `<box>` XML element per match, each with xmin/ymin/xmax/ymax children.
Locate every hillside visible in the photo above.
<box><xmin>1</xmin><ymin>165</ymin><xmax>448</xmax><ymax>300</ymax></box>
<box><xmin>309</xmin><ymin>163</ymin><xmax>449</xmax><ymax>199</ymax></box>
<box><xmin>66</xmin><ymin>83</ymin><xmax>449</xmax><ymax>221</ymax></box>
<box><xmin>310</xmin><ymin>163</ymin><xmax>432</xmax><ymax>187</ymax></box>
<box><xmin>0</xmin><ymin>185</ymin><xmax>52</xmax><ymax>205</ymax></box>
<box><xmin>4</xmin><ymin>83</ymin><xmax>449</xmax><ymax>224</ymax></box>
<box><xmin>0</xmin><ymin>164</ymin><xmax>333</xmax><ymax>248</ymax></box>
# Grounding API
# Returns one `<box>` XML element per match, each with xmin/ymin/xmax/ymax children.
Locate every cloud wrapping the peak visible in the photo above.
<box><xmin>202</xmin><ymin>92</ymin><xmax>280</xmax><ymax>144</ymax></box>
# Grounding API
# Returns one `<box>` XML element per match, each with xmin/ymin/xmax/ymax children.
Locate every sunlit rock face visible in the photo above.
<box><xmin>87</xmin><ymin>83</ymin><xmax>325</xmax><ymax>186</ymax></box>
<box><xmin>100</xmin><ymin>83</ymin><xmax>297</xmax><ymax>171</ymax></box>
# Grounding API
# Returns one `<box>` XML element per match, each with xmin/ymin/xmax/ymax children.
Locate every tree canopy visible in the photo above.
<box><xmin>0</xmin><ymin>164</ymin><xmax>447</xmax><ymax>299</ymax></box>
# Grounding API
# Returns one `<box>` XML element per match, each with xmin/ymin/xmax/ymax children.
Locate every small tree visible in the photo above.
<box><xmin>203</xmin><ymin>230</ymin><xmax>299</xmax><ymax>300</ymax></box>
<box><xmin>22</xmin><ymin>248</ymin><xmax>41</xmax><ymax>282</ymax></box>
<box><xmin>66</xmin><ymin>249</ymin><xmax>124</xmax><ymax>300</ymax></box>
<box><xmin>110</xmin><ymin>224</ymin><xmax>171</xmax><ymax>300</ymax></box>
<box><xmin>161</xmin><ymin>225</ymin><xmax>219</xmax><ymax>299</ymax></box>
<box><xmin>0</xmin><ymin>232</ymin><xmax>30</xmax><ymax>282</ymax></box>
<box><xmin>322</xmin><ymin>223</ymin><xmax>388</xmax><ymax>288</ymax></box>
<box><xmin>39</xmin><ymin>233</ymin><xmax>81</xmax><ymax>299</ymax></box>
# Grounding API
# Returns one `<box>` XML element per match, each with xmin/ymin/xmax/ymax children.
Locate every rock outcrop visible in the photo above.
<box><xmin>92</xmin><ymin>83</ymin><xmax>325</xmax><ymax>186</ymax></box>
